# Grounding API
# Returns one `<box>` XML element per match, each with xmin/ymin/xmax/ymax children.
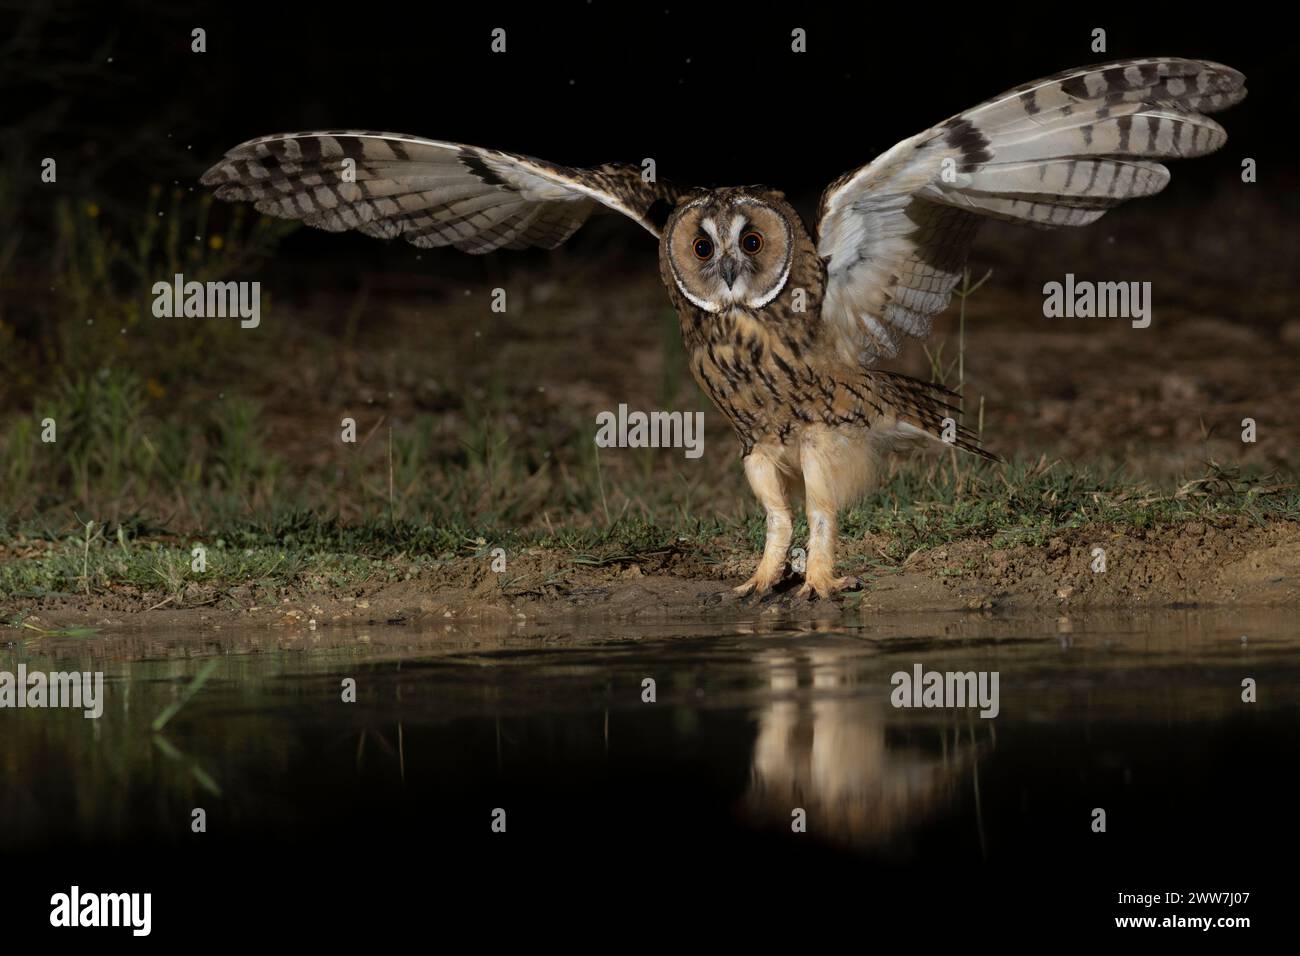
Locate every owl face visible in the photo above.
<box><xmin>664</xmin><ymin>190</ymin><xmax>795</xmax><ymax>313</ymax></box>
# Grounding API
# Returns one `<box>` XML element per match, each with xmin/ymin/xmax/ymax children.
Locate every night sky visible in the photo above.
<box><xmin>17</xmin><ymin>3</ymin><xmax>1292</xmax><ymax>206</ymax></box>
<box><xmin>5</xmin><ymin>1</ymin><xmax>1295</xmax><ymax>326</ymax></box>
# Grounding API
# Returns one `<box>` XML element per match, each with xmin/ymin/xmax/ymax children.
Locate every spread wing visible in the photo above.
<box><xmin>815</xmin><ymin>58</ymin><xmax>1247</xmax><ymax>365</ymax></box>
<box><xmin>200</xmin><ymin>131</ymin><xmax>688</xmax><ymax>253</ymax></box>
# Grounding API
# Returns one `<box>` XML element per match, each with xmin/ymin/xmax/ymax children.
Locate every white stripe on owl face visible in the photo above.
<box><xmin>747</xmin><ymin>258</ymin><xmax>790</xmax><ymax>308</ymax></box>
<box><xmin>672</xmin><ymin>198</ymin><xmax>789</xmax><ymax>312</ymax></box>
<box><xmin>722</xmin><ymin>202</ymin><xmax>789</xmax><ymax>308</ymax></box>
<box><xmin>699</xmin><ymin>211</ymin><xmax>749</xmax><ymax>305</ymax></box>
<box><xmin>727</xmin><ymin>216</ymin><xmax>746</xmax><ymax>247</ymax></box>
<box><xmin>670</xmin><ymin>214</ymin><xmax>720</xmax><ymax>312</ymax></box>
<box><xmin>696</xmin><ymin>216</ymin><xmax>746</xmax><ymax>306</ymax></box>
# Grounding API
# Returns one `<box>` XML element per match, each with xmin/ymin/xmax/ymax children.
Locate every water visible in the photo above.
<box><xmin>3</xmin><ymin>608</ymin><xmax>1295</xmax><ymax>939</ymax></box>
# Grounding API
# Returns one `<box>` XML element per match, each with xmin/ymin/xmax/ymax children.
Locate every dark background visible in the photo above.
<box><xmin>9</xmin><ymin>1</ymin><xmax>1293</xmax><ymax>254</ymax></box>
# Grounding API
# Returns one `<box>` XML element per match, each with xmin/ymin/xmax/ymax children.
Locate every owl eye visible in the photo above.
<box><xmin>692</xmin><ymin>238</ymin><xmax>713</xmax><ymax>260</ymax></box>
<box><xmin>741</xmin><ymin>231</ymin><xmax>764</xmax><ymax>255</ymax></box>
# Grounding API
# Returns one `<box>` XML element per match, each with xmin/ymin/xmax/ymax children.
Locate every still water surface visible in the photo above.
<box><xmin>3</xmin><ymin>608</ymin><xmax>1294</xmax><ymax>937</ymax></box>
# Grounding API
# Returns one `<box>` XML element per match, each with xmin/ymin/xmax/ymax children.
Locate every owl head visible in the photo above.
<box><xmin>663</xmin><ymin>187</ymin><xmax>799</xmax><ymax>313</ymax></box>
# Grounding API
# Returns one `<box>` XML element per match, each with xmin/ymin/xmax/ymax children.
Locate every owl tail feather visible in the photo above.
<box><xmin>868</xmin><ymin>371</ymin><xmax>1002</xmax><ymax>463</ymax></box>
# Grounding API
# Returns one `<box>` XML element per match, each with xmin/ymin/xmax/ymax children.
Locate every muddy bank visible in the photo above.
<box><xmin>10</xmin><ymin>520</ymin><xmax>1300</xmax><ymax>635</ymax></box>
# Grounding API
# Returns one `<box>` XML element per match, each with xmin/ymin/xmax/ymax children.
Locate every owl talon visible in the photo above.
<box><xmin>796</xmin><ymin>575</ymin><xmax>864</xmax><ymax>601</ymax></box>
<box><xmin>732</xmin><ymin>568</ymin><xmax>786</xmax><ymax>599</ymax></box>
<box><xmin>731</xmin><ymin>579</ymin><xmax>769</xmax><ymax>600</ymax></box>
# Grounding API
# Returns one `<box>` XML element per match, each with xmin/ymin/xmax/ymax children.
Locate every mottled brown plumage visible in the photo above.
<box><xmin>656</xmin><ymin>185</ymin><xmax>993</xmax><ymax>598</ymax></box>
<box><xmin>660</xmin><ymin>187</ymin><xmax>981</xmax><ymax>463</ymax></box>
<box><xmin>202</xmin><ymin>57</ymin><xmax>1245</xmax><ymax>600</ymax></box>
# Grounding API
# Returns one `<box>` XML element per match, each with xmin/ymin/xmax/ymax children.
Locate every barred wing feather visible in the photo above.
<box><xmin>201</xmin><ymin>131</ymin><xmax>686</xmax><ymax>254</ymax></box>
<box><xmin>815</xmin><ymin>58</ymin><xmax>1247</xmax><ymax>365</ymax></box>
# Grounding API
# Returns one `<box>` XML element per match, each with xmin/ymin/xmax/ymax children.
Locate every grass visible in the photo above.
<box><xmin>2</xmin><ymin>171</ymin><xmax>1297</xmax><ymax>614</ymax></box>
<box><xmin>2</xmin><ymin>452</ymin><xmax>1295</xmax><ymax>612</ymax></box>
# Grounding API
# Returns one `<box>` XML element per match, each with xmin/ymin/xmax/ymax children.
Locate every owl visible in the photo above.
<box><xmin>202</xmin><ymin>57</ymin><xmax>1245</xmax><ymax>600</ymax></box>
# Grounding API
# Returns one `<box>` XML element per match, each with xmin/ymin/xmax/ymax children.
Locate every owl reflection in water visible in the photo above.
<box><xmin>203</xmin><ymin>58</ymin><xmax>1244</xmax><ymax>599</ymax></box>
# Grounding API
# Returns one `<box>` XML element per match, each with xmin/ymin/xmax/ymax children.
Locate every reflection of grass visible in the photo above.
<box><xmin>151</xmin><ymin>734</ymin><xmax>223</xmax><ymax>798</ymax></box>
<box><xmin>152</xmin><ymin>660</ymin><xmax>223</xmax><ymax>797</ymax></box>
<box><xmin>0</xmin><ymin>656</ymin><xmax>229</xmax><ymax>840</ymax></box>
<box><xmin>152</xmin><ymin>659</ymin><xmax>219</xmax><ymax>732</ymax></box>
<box><xmin>9</xmin><ymin>618</ymin><xmax>99</xmax><ymax>639</ymax></box>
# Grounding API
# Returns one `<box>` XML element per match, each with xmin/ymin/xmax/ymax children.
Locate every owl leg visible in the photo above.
<box><xmin>795</xmin><ymin>442</ymin><xmax>864</xmax><ymax>601</ymax></box>
<box><xmin>733</xmin><ymin>450</ymin><xmax>794</xmax><ymax>597</ymax></box>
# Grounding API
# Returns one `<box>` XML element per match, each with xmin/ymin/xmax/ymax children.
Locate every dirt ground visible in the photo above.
<box><xmin>14</xmin><ymin>517</ymin><xmax>1300</xmax><ymax>635</ymax></box>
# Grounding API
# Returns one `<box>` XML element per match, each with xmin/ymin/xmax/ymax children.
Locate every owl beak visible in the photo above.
<box><xmin>719</xmin><ymin>256</ymin><xmax>739</xmax><ymax>290</ymax></box>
